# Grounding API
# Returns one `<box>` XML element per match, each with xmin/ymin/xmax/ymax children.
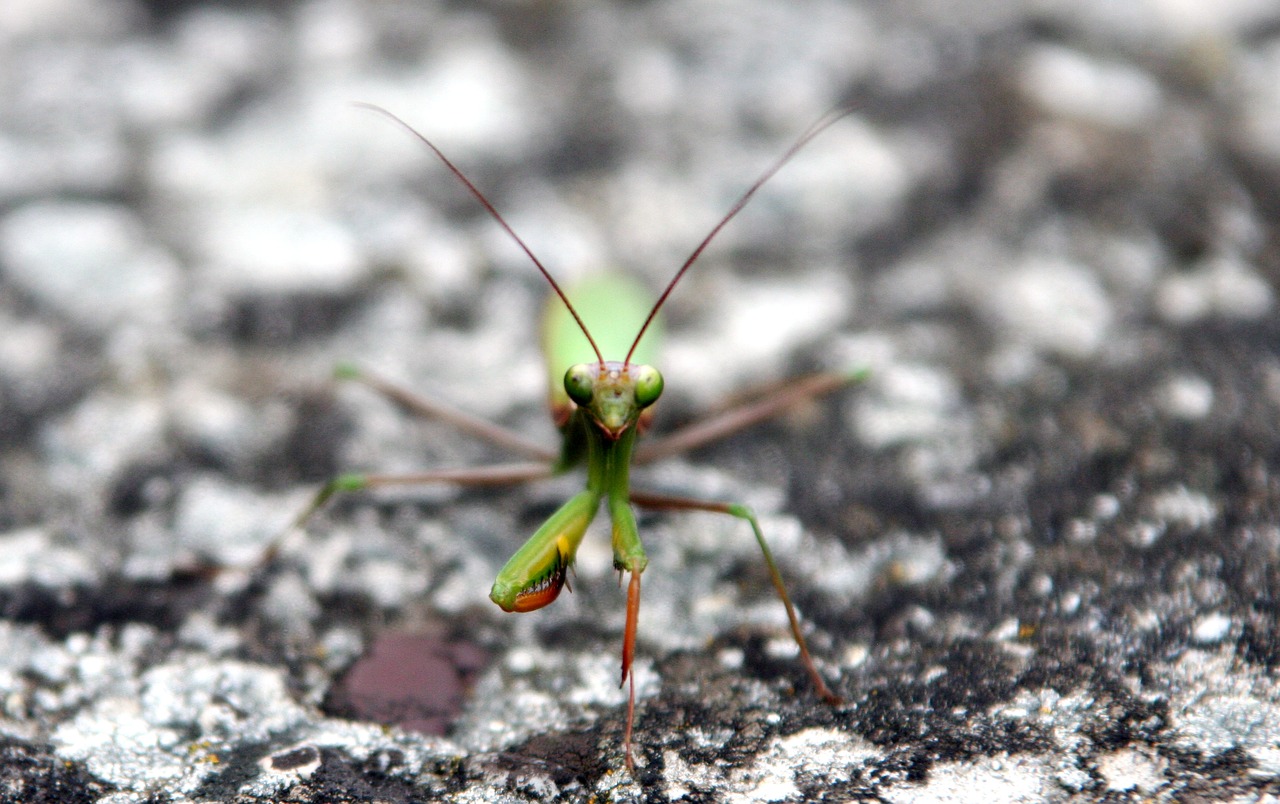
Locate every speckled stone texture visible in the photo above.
<box><xmin>2</xmin><ymin>0</ymin><xmax>1280</xmax><ymax>801</ymax></box>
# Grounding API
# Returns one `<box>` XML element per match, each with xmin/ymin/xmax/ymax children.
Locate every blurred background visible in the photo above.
<box><xmin>2</xmin><ymin>0</ymin><xmax>1280</xmax><ymax>799</ymax></box>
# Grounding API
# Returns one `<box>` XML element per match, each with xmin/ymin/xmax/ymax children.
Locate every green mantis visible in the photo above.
<box><xmin>301</xmin><ymin>105</ymin><xmax>860</xmax><ymax>770</ymax></box>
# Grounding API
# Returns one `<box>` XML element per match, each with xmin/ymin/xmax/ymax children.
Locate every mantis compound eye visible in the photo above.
<box><xmin>631</xmin><ymin>365</ymin><xmax>663</xmax><ymax>408</ymax></box>
<box><xmin>564</xmin><ymin>364</ymin><xmax>595</xmax><ymax>407</ymax></box>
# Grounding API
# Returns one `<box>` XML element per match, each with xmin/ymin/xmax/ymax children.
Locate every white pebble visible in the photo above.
<box><xmin>1156</xmin><ymin>254</ymin><xmax>1273</xmax><ymax>323</ymax></box>
<box><xmin>1191</xmin><ymin>612</ymin><xmax>1232</xmax><ymax>644</ymax></box>
<box><xmin>0</xmin><ymin>202</ymin><xmax>179</xmax><ymax>332</ymax></box>
<box><xmin>982</xmin><ymin>258</ymin><xmax>1113</xmax><ymax>359</ymax></box>
<box><xmin>1158</xmin><ymin>374</ymin><xmax>1213</xmax><ymax>420</ymax></box>
<box><xmin>1020</xmin><ymin>45</ymin><xmax>1162</xmax><ymax>130</ymax></box>
<box><xmin>196</xmin><ymin>206</ymin><xmax>366</xmax><ymax>295</ymax></box>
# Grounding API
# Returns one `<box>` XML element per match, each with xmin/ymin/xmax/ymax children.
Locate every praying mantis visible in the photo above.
<box><xmin>298</xmin><ymin>105</ymin><xmax>862</xmax><ymax>770</ymax></box>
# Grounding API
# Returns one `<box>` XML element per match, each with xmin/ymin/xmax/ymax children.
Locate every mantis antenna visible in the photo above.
<box><xmin>625</xmin><ymin>107</ymin><xmax>855</xmax><ymax>366</ymax></box>
<box><xmin>353</xmin><ymin>102</ymin><xmax>606</xmax><ymax>366</ymax></box>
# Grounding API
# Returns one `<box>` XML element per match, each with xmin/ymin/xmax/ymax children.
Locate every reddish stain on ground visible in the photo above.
<box><xmin>326</xmin><ymin>632</ymin><xmax>489</xmax><ymax>735</ymax></box>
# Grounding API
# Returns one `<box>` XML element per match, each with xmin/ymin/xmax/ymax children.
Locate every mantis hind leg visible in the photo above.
<box><xmin>334</xmin><ymin>364</ymin><xmax>558</xmax><ymax>461</ymax></box>
<box><xmin>290</xmin><ymin>363</ymin><xmax>563</xmax><ymax>531</ymax></box>
<box><xmin>633</xmin><ymin>369</ymin><xmax>866</xmax><ymax>465</ymax></box>
<box><xmin>629</xmin><ymin>490</ymin><xmax>842</xmax><ymax>705</ymax></box>
<box><xmin>292</xmin><ymin>463</ymin><xmax>555</xmax><ymax>530</ymax></box>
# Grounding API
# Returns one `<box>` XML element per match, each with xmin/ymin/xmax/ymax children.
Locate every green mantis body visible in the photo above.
<box><xmin>489</xmin><ymin>274</ymin><xmax>660</xmax><ymax>616</ymax></box>
<box><xmin>305</xmin><ymin>106</ymin><xmax>859</xmax><ymax>770</ymax></box>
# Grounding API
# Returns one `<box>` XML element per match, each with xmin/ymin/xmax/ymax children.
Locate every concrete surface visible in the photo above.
<box><xmin>1</xmin><ymin>0</ymin><xmax>1280</xmax><ymax>801</ymax></box>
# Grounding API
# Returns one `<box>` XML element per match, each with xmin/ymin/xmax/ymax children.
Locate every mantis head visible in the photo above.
<box><xmin>564</xmin><ymin>360</ymin><xmax>664</xmax><ymax>440</ymax></box>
